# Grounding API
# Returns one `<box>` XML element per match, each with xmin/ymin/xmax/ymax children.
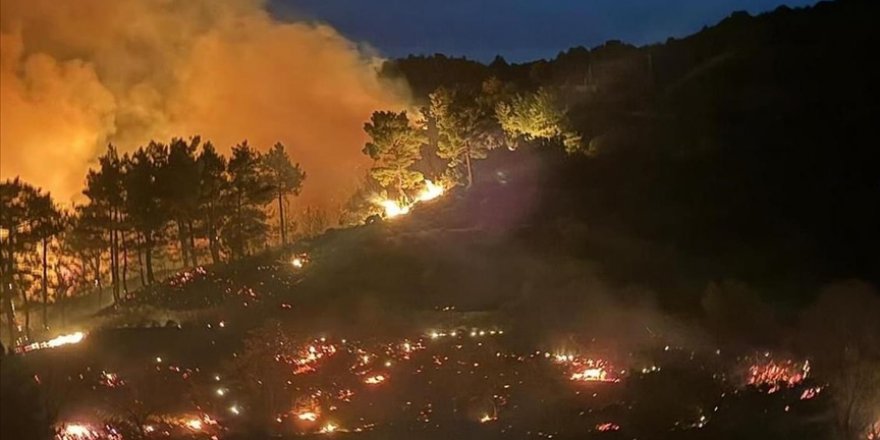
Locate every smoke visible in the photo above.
<box><xmin>0</xmin><ymin>0</ymin><xmax>409</xmax><ymax>207</ymax></box>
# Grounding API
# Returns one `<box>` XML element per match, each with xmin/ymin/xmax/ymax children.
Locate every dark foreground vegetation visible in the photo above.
<box><xmin>2</xmin><ymin>1</ymin><xmax>879</xmax><ymax>439</ymax></box>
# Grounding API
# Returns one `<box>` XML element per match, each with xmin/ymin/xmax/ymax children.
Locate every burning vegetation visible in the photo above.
<box><xmin>2</xmin><ymin>1</ymin><xmax>880</xmax><ymax>440</ymax></box>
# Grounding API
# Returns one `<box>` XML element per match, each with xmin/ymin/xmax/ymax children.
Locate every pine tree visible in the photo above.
<box><xmin>263</xmin><ymin>143</ymin><xmax>305</xmax><ymax>246</ymax></box>
<box><xmin>123</xmin><ymin>144</ymin><xmax>168</xmax><ymax>285</ymax></box>
<box><xmin>196</xmin><ymin>142</ymin><xmax>228</xmax><ymax>264</ymax></box>
<box><xmin>83</xmin><ymin>145</ymin><xmax>125</xmax><ymax>305</ymax></box>
<box><xmin>362</xmin><ymin>111</ymin><xmax>426</xmax><ymax>200</ymax></box>
<box><xmin>223</xmin><ymin>141</ymin><xmax>273</xmax><ymax>260</ymax></box>
<box><xmin>496</xmin><ymin>87</ymin><xmax>582</xmax><ymax>153</ymax></box>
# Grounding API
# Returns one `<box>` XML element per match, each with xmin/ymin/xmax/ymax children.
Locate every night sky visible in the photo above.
<box><xmin>271</xmin><ymin>0</ymin><xmax>817</xmax><ymax>62</ymax></box>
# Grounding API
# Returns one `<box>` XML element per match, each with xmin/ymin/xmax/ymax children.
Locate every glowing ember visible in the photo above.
<box><xmin>572</xmin><ymin>367</ymin><xmax>611</xmax><ymax>382</ymax></box>
<box><xmin>290</xmin><ymin>254</ymin><xmax>309</xmax><ymax>268</ymax></box>
<box><xmin>286</xmin><ymin>341</ymin><xmax>338</xmax><ymax>375</ymax></box>
<box><xmin>416</xmin><ymin>180</ymin><xmax>444</xmax><ymax>202</ymax></box>
<box><xmin>867</xmin><ymin>420</ymin><xmax>880</xmax><ymax>440</ymax></box>
<box><xmin>555</xmin><ymin>356</ymin><xmax>620</xmax><ymax>383</ymax></box>
<box><xmin>320</xmin><ymin>422</ymin><xmax>339</xmax><ymax>434</ymax></box>
<box><xmin>380</xmin><ymin>199</ymin><xmax>410</xmax><ymax>218</ymax></box>
<box><xmin>364</xmin><ymin>374</ymin><xmax>387</xmax><ymax>385</ymax></box>
<box><xmin>55</xmin><ymin>423</ymin><xmax>112</xmax><ymax>440</ymax></box>
<box><xmin>479</xmin><ymin>414</ymin><xmax>497</xmax><ymax>423</ymax></box>
<box><xmin>185</xmin><ymin>419</ymin><xmax>203</xmax><ymax>431</ymax></box>
<box><xmin>799</xmin><ymin>386</ymin><xmax>822</xmax><ymax>400</ymax></box>
<box><xmin>99</xmin><ymin>371</ymin><xmax>124</xmax><ymax>388</ymax></box>
<box><xmin>596</xmin><ymin>422</ymin><xmax>621</xmax><ymax>432</ymax></box>
<box><xmin>297</xmin><ymin>411</ymin><xmax>319</xmax><ymax>422</ymax></box>
<box><xmin>18</xmin><ymin>331</ymin><xmax>86</xmax><ymax>353</ymax></box>
<box><xmin>747</xmin><ymin>358</ymin><xmax>810</xmax><ymax>393</ymax></box>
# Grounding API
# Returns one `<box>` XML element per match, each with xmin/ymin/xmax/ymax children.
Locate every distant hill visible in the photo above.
<box><xmin>381</xmin><ymin>0</ymin><xmax>880</xmax><ymax>300</ymax></box>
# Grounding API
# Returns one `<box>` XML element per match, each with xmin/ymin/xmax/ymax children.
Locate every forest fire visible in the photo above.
<box><xmin>2</xmin><ymin>1</ymin><xmax>878</xmax><ymax>440</ymax></box>
<box><xmin>376</xmin><ymin>180</ymin><xmax>446</xmax><ymax>218</ymax></box>
<box><xmin>554</xmin><ymin>355</ymin><xmax>620</xmax><ymax>383</ymax></box>
<box><xmin>380</xmin><ymin>200</ymin><xmax>410</xmax><ymax>218</ymax></box>
<box><xmin>16</xmin><ymin>331</ymin><xmax>86</xmax><ymax>354</ymax></box>
<box><xmin>416</xmin><ymin>180</ymin><xmax>445</xmax><ymax>202</ymax></box>
<box><xmin>746</xmin><ymin>358</ymin><xmax>810</xmax><ymax>393</ymax></box>
<box><xmin>55</xmin><ymin>423</ymin><xmax>119</xmax><ymax>440</ymax></box>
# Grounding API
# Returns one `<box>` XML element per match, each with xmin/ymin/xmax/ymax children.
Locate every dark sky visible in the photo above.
<box><xmin>271</xmin><ymin>0</ymin><xmax>816</xmax><ymax>62</ymax></box>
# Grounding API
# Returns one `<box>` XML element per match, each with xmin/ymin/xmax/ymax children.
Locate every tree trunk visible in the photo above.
<box><xmin>21</xmin><ymin>288</ymin><xmax>30</xmax><ymax>340</ymax></box>
<box><xmin>121</xmin><ymin>232</ymin><xmax>129</xmax><ymax>295</ymax></box>
<box><xmin>59</xmin><ymin>286</ymin><xmax>67</xmax><ymax>328</ymax></box>
<box><xmin>1</xmin><ymin>234</ymin><xmax>18</xmax><ymax>346</ymax></box>
<box><xmin>145</xmin><ymin>237</ymin><xmax>155</xmax><ymax>285</ymax></box>
<box><xmin>396</xmin><ymin>166</ymin><xmax>406</xmax><ymax>202</ymax></box>
<box><xmin>110</xmin><ymin>207</ymin><xmax>120</xmax><ymax>306</ymax></box>
<box><xmin>2</xmin><ymin>286</ymin><xmax>15</xmax><ymax>348</ymax></box>
<box><xmin>135</xmin><ymin>234</ymin><xmax>145</xmax><ymax>287</ymax></box>
<box><xmin>464</xmin><ymin>149</ymin><xmax>474</xmax><ymax>188</ymax></box>
<box><xmin>41</xmin><ymin>236</ymin><xmax>49</xmax><ymax>329</ymax></box>
<box><xmin>235</xmin><ymin>192</ymin><xmax>243</xmax><ymax>260</ymax></box>
<box><xmin>278</xmin><ymin>192</ymin><xmax>286</xmax><ymax>246</ymax></box>
<box><xmin>207</xmin><ymin>210</ymin><xmax>220</xmax><ymax>264</ymax></box>
<box><xmin>187</xmin><ymin>220</ymin><xmax>198</xmax><ymax>267</ymax></box>
<box><xmin>176</xmin><ymin>219</ymin><xmax>189</xmax><ymax>268</ymax></box>
<box><xmin>95</xmin><ymin>256</ymin><xmax>103</xmax><ymax>308</ymax></box>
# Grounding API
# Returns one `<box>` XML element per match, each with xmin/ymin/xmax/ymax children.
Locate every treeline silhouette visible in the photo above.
<box><xmin>380</xmin><ymin>0</ymin><xmax>879</xmax><ymax>297</ymax></box>
<box><xmin>0</xmin><ymin>138</ymin><xmax>304</xmax><ymax>342</ymax></box>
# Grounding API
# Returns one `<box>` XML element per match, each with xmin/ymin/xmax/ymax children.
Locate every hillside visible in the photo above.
<box><xmin>380</xmin><ymin>0</ymin><xmax>879</xmax><ymax>299</ymax></box>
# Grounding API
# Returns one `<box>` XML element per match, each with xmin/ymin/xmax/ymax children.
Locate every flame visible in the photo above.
<box><xmin>59</xmin><ymin>424</ymin><xmax>96</xmax><ymax>439</ymax></box>
<box><xmin>297</xmin><ymin>411</ymin><xmax>319</xmax><ymax>422</ymax></box>
<box><xmin>185</xmin><ymin>419</ymin><xmax>203</xmax><ymax>431</ymax></box>
<box><xmin>380</xmin><ymin>199</ymin><xmax>410</xmax><ymax>218</ymax></box>
<box><xmin>596</xmin><ymin>422</ymin><xmax>620</xmax><ymax>432</ymax></box>
<box><xmin>554</xmin><ymin>355</ymin><xmax>620</xmax><ymax>383</ymax></box>
<box><xmin>374</xmin><ymin>180</ymin><xmax>446</xmax><ymax>219</ymax></box>
<box><xmin>799</xmin><ymin>386</ymin><xmax>822</xmax><ymax>400</ymax></box>
<box><xmin>416</xmin><ymin>180</ymin><xmax>444</xmax><ymax>202</ymax></box>
<box><xmin>479</xmin><ymin>414</ymin><xmax>497</xmax><ymax>423</ymax></box>
<box><xmin>364</xmin><ymin>374</ymin><xmax>387</xmax><ymax>385</ymax></box>
<box><xmin>18</xmin><ymin>331</ymin><xmax>86</xmax><ymax>353</ymax></box>
<box><xmin>571</xmin><ymin>368</ymin><xmax>610</xmax><ymax>382</ymax></box>
<box><xmin>746</xmin><ymin>358</ymin><xmax>809</xmax><ymax>393</ymax></box>
<box><xmin>320</xmin><ymin>422</ymin><xmax>339</xmax><ymax>434</ymax></box>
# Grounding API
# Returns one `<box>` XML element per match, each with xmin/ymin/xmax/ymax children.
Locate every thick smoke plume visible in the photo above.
<box><xmin>0</xmin><ymin>0</ymin><xmax>408</xmax><ymax>207</ymax></box>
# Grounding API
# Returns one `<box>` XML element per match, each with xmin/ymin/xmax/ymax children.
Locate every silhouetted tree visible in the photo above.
<box><xmin>68</xmin><ymin>204</ymin><xmax>107</xmax><ymax>306</ymax></box>
<box><xmin>161</xmin><ymin>137</ymin><xmax>201</xmax><ymax>267</ymax></box>
<box><xmin>263</xmin><ymin>142</ymin><xmax>305</xmax><ymax>246</ymax></box>
<box><xmin>124</xmin><ymin>144</ymin><xmax>167</xmax><ymax>285</ymax></box>
<box><xmin>196</xmin><ymin>142</ymin><xmax>228</xmax><ymax>264</ymax></box>
<box><xmin>223</xmin><ymin>141</ymin><xmax>273</xmax><ymax>260</ymax></box>
<box><xmin>28</xmin><ymin>191</ymin><xmax>63</xmax><ymax>329</ymax></box>
<box><xmin>0</xmin><ymin>178</ymin><xmax>43</xmax><ymax>343</ymax></box>
<box><xmin>83</xmin><ymin>145</ymin><xmax>125</xmax><ymax>304</ymax></box>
